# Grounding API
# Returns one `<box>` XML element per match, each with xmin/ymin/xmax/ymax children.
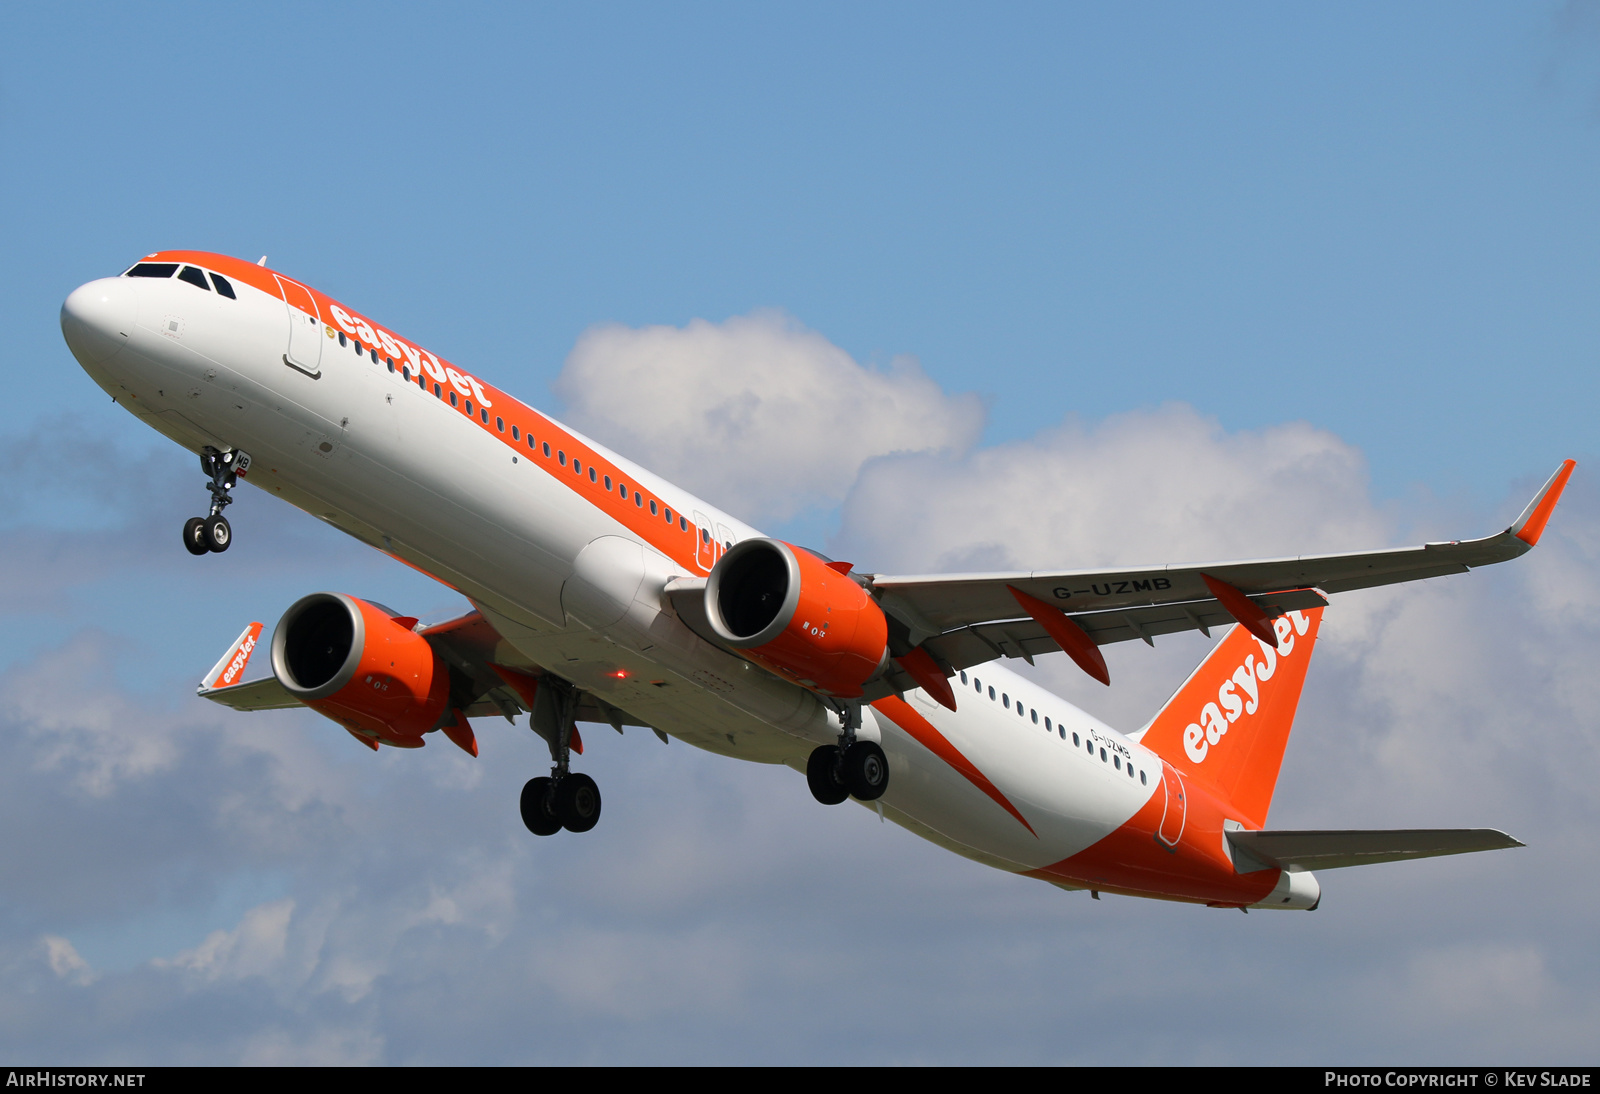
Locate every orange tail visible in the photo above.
<box><xmin>1136</xmin><ymin>607</ymin><xmax>1324</xmax><ymax>829</ymax></box>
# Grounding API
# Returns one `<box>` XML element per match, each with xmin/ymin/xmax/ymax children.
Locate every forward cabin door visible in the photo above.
<box><xmin>275</xmin><ymin>275</ymin><xmax>324</xmax><ymax>377</ymax></box>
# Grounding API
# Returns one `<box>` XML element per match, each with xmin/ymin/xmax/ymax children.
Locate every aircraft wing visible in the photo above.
<box><xmin>1226</xmin><ymin>828</ymin><xmax>1524</xmax><ymax>872</ymax></box>
<box><xmin>868</xmin><ymin>460</ymin><xmax>1573</xmax><ymax>685</ymax></box>
<box><xmin>196</xmin><ymin>609</ymin><xmax>654</xmax><ymax>733</ymax></box>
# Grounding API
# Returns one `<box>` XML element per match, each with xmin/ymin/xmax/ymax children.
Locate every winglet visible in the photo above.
<box><xmin>199</xmin><ymin>622</ymin><xmax>264</xmax><ymax>694</ymax></box>
<box><xmin>1510</xmin><ymin>459</ymin><xmax>1576</xmax><ymax>546</ymax></box>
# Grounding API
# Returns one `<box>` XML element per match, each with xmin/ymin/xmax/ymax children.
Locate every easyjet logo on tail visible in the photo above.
<box><xmin>1183</xmin><ymin>611</ymin><xmax>1311</xmax><ymax>764</ymax></box>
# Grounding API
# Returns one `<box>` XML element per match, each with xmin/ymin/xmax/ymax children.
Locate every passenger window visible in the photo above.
<box><xmin>1058</xmin><ymin>726</ymin><xmax>1065</xmax><ymax>739</ymax></box>
<box><xmin>1114</xmin><ymin>756</ymin><xmax>1121</xmax><ymax>770</ymax></box>
<box><xmin>1031</xmin><ymin>709</ymin><xmax>1038</xmax><ymax>724</ymax></box>
<box><xmin>465</xmin><ymin>400</ymin><xmax>473</xmax><ymax>415</ymax></box>
<box><xmin>177</xmin><ymin>266</ymin><xmax>210</xmax><ymax>291</ymax></box>
<box><xmin>542</xmin><ymin>443</ymin><xmax>550</xmax><ymax>457</ymax></box>
<box><xmin>619</xmin><ymin>483</ymin><xmax>629</xmax><ymax>498</ymax></box>
<box><xmin>496</xmin><ymin>417</ymin><xmax>505</xmax><ymax>432</ymax></box>
<box><xmin>450</xmin><ymin>392</ymin><xmax>458</xmax><ymax>407</ymax></box>
<box><xmin>403</xmin><ymin>367</ymin><xmax>411</xmax><ymax>381</ymax></box>
<box><xmin>573</xmin><ymin>459</ymin><xmax>582</xmax><ymax>474</ymax></box>
<box><xmin>126</xmin><ymin>263</ymin><xmax>177</xmax><ymax>278</ymax></box>
<box><xmin>1140</xmin><ymin>771</ymin><xmax>1147</xmax><ymax>785</ymax></box>
<box><xmin>1002</xmin><ymin>694</ymin><xmax>1009</xmax><ymax>709</ymax></box>
<box><xmin>1072</xmin><ymin>733</ymin><xmax>1079</xmax><ymax>746</ymax></box>
<box><xmin>589</xmin><ymin>467</ymin><xmax>598</xmax><ymax>483</ymax></box>
<box><xmin>1100</xmin><ymin>748</ymin><xmax>1107</xmax><ymax>762</ymax></box>
<box><xmin>387</xmin><ymin>359</ymin><xmax>395</xmax><ymax>373</ymax></box>
<box><xmin>511</xmin><ymin>425</ymin><xmax>519</xmax><ymax>440</ymax></box>
<box><xmin>370</xmin><ymin>349</ymin><xmax>377</xmax><ymax>364</ymax></box>
<box><xmin>987</xmin><ymin>687</ymin><xmax>995</xmax><ymax>700</ymax></box>
<box><xmin>209</xmin><ymin>272</ymin><xmax>237</xmax><ymax>298</ymax></box>
<box><xmin>635</xmin><ymin>492</ymin><xmax>643</xmax><ymax>507</ymax></box>
<box><xmin>338</xmin><ymin>333</ymin><xmax>348</xmax><ymax>347</ymax></box>
<box><xmin>434</xmin><ymin>383</ymin><xmax>442</xmax><ymax>398</ymax></box>
<box><xmin>481</xmin><ymin>409</ymin><xmax>489</xmax><ymax>423</ymax></box>
<box><xmin>680</xmin><ymin>516</ymin><xmax>688</xmax><ymax>531</ymax></box>
<box><xmin>558</xmin><ymin>451</ymin><xmax>566</xmax><ymax>466</ymax></box>
<box><xmin>664</xmin><ymin>507</ymin><xmax>673</xmax><ymax>523</ymax></box>
<box><xmin>1044</xmin><ymin>716</ymin><xmax>1051</xmax><ymax>731</ymax></box>
<box><xmin>650</xmin><ymin>500</ymin><xmax>658</xmax><ymax>516</ymax></box>
<box><xmin>959</xmin><ymin>671</ymin><xmax>968</xmax><ymax>684</ymax></box>
<box><xmin>701</xmin><ymin>527</ymin><xmax>710</xmax><ymax>542</ymax></box>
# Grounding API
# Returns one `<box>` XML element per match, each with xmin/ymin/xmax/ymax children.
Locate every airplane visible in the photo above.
<box><xmin>57</xmin><ymin>251</ymin><xmax>1574</xmax><ymax>910</ymax></box>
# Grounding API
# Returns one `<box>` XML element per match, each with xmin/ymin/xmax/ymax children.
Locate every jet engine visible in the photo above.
<box><xmin>704</xmin><ymin>539</ymin><xmax>889</xmax><ymax>697</ymax></box>
<box><xmin>270</xmin><ymin>592</ymin><xmax>452</xmax><ymax>747</ymax></box>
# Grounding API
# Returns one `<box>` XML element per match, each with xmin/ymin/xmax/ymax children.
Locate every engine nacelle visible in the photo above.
<box><xmin>270</xmin><ymin>592</ymin><xmax>451</xmax><ymax>747</ymax></box>
<box><xmin>704</xmin><ymin>539</ymin><xmax>889</xmax><ymax>698</ymax></box>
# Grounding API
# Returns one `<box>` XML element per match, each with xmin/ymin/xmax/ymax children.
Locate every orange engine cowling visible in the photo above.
<box><xmin>270</xmin><ymin>592</ymin><xmax>451</xmax><ymax>747</ymax></box>
<box><xmin>704</xmin><ymin>539</ymin><xmax>889</xmax><ymax>698</ymax></box>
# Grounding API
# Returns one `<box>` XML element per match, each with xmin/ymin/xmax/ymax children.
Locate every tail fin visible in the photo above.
<box><xmin>1137</xmin><ymin>608</ymin><xmax>1323</xmax><ymax>828</ymax></box>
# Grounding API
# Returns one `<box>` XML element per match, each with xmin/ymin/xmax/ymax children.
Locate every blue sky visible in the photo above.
<box><xmin>0</xmin><ymin>2</ymin><xmax>1596</xmax><ymax>1064</ymax></box>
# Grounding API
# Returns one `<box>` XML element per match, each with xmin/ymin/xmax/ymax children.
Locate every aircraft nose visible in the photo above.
<box><xmin>61</xmin><ymin>277</ymin><xmax>137</xmax><ymax>365</ymax></box>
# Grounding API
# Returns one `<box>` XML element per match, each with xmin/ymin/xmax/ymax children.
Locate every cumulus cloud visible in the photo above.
<box><xmin>1</xmin><ymin>320</ymin><xmax>1596</xmax><ymax>1063</ymax></box>
<box><xmin>553</xmin><ymin>311</ymin><xmax>984</xmax><ymax>523</ymax></box>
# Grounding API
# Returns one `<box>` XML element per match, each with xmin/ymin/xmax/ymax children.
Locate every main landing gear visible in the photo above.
<box><xmin>520</xmin><ymin>676</ymin><xmax>603</xmax><ymax>836</ymax></box>
<box><xmin>182</xmin><ymin>447</ymin><xmax>248</xmax><ymax>555</ymax></box>
<box><xmin>807</xmin><ymin>701</ymin><xmax>889</xmax><ymax>806</ymax></box>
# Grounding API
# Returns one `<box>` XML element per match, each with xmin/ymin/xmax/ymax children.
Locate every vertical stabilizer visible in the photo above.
<box><xmin>1137</xmin><ymin>608</ymin><xmax>1323</xmax><ymax>828</ymax></box>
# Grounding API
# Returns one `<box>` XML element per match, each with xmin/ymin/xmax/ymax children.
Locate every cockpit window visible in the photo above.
<box><xmin>209</xmin><ymin>272</ymin><xmax>237</xmax><ymax>299</ymax></box>
<box><xmin>177</xmin><ymin>266</ymin><xmax>211</xmax><ymax>291</ymax></box>
<box><xmin>125</xmin><ymin>263</ymin><xmax>177</xmax><ymax>278</ymax></box>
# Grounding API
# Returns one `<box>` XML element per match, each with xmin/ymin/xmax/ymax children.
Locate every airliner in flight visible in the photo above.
<box><xmin>58</xmin><ymin>252</ymin><xmax>1572</xmax><ymax>909</ymax></box>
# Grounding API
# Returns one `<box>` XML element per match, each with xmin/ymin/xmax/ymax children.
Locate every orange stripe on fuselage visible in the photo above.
<box><xmin>144</xmin><ymin>251</ymin><xmax>710</xmax><ymax>578</ymax></box>
<box><xmin>872</xmin><ymin>696</ymin><xmax>1037</xmax><ymax>837</ymax></box>
<box><xmin>1023</xmin><ymin>773</ymin><xmax>1280</xmax><ymax>907</ymax></box>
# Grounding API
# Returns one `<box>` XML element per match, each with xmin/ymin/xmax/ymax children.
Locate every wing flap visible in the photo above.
<box><xmin>917</xmin><ymin>588</ymin><xmax>1328</xmax><ymax>674</ymax></box>
<box><xmin>1226</xmin><ymin>828</ymin><xmax>1524</xmax><ymax>872</ymax></box>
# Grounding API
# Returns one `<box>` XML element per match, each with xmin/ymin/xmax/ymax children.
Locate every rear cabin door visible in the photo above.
<box><xmin>1156</xmin><ymin>760</ymin><xmax>1188</xmax><ymax>850</ymax></box>
<box><xmin>275</xmin><ymin>275</ymin><xmax>323</xmax><ymax>377</ymax></box>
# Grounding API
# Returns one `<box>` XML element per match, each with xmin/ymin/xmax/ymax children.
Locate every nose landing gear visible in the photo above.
<box><xmin>182</xmin><ymin>447</ymin><xmax>248</xmax><ymax>555</ymax></box>
<box><xmin>807</xmin><ymin>701</ymin><xmax>890</xmax><ymax>806</ymax></box>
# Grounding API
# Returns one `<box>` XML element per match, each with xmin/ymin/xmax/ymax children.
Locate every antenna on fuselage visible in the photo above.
<box><xmin>257</xmin><ymin>256</ymin><xmax>267</xmax><ymax>266</ymax></box>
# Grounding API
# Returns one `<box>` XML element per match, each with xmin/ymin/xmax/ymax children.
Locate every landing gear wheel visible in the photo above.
<box><xmin>202</xmin><ymin>514</ymin><xmax>231</xmax><ymax>552</ymax></box>
<box><xmin>182</xmin><ymin>517</ymin><xmax>208</xmax><ymax>556</ymax></box>
<box><xmin>843</xmin><ymin>740</ymin><xmax>889</xmax><ymax>801</ymax></box>
<box><xmin>554</xmin><ymin>773</ymin><xmax>602</xmax><ymax>833</ymax></box>
<box><xmin>520</xmin><ymin>777</ymin><xmax>561</xmax><ymax>836</ymax></box>
<box><xmin>806</xmin><ymin>745</ymin><xmax>849</xmax><ymax>805</ymax></box>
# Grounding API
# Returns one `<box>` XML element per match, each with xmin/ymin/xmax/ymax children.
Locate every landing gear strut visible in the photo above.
<box><xmin>182</xmin><ymin>447</ymin><xmax>247</xmax><ymax>555</ymax></box>
<box><xmin>807</xmin><ymin>701</ymin><xmax>889</xmax><ymax>806</ymax></box>
<box><xmin>520</xmin><ymin>676</ymin><xmax>603</xmax><ymax>836</ymax></box>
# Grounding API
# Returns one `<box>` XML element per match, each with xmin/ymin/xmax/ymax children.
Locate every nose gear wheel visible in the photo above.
<box><xmin>181</xmin><ymin>447</ymin><xmax>248</xmax><ymax>555</ymax></box>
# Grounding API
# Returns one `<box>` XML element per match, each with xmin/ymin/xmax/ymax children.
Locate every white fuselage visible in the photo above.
<box><xmin>61</xmin><ymin>260</ymin><xmax>1273</xmax><ymax>903</ymax></box>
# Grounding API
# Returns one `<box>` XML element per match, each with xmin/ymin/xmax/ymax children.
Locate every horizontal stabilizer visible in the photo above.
<box><xmin>198</xmin><ymin>675</ymin><xmax>301</xmax><ymax>711</ymax></box>
<box><xmin>1227</xmin><ymin>828</ymin><xmax>1523</xmax><ymax>872</ymax></box>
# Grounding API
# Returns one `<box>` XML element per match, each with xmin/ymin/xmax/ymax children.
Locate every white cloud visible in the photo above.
<box><xmin>40</xmin><ymin>936</ymin><xmax>93</xmax><ymax>986</ymax></box>
<box><xmin>155</xmin><ymin>899</ymin><xmax>294</xmax><ymax>982</ymax></box>
<box><xmin>553</xmin><ymin>310</ymin><xmax>985</xmax><ymax>523</ymax></box>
